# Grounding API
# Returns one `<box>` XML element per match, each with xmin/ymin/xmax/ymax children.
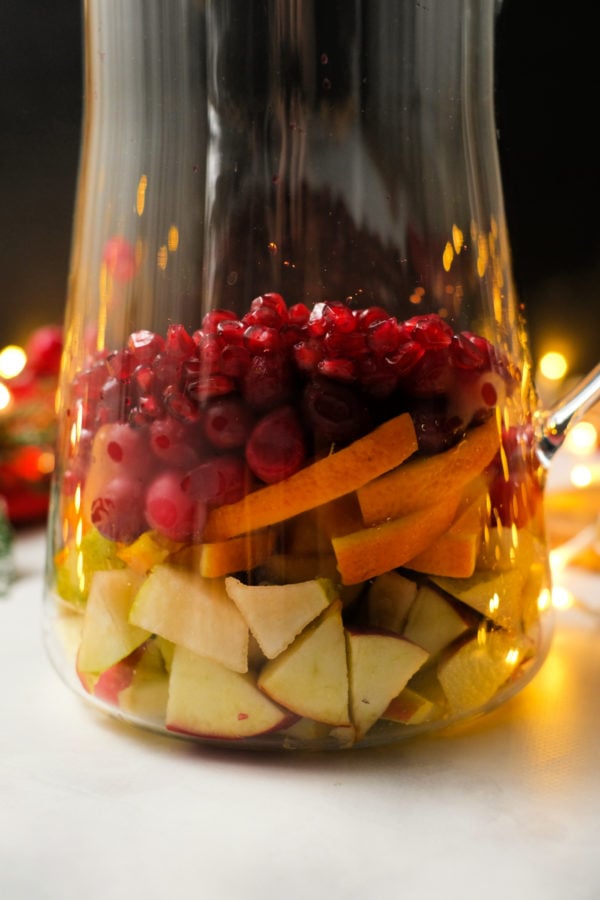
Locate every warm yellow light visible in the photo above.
<box><xmin>570</xmin><ymin>464</ymin><xmax>593</xmax><ymax>488</ymax></box>
<box><xmin>157</xmin><ymin>245</ymin><xmax>168</xmax><ymax>271</ymax></box>
<box><xmin>442</xmin><ymin>241</ymin><xmax>454</xmax><ymax>272</ymax></box>
<box><xmin>539</xmin><ymin>351</ymin><xmax>568</xmax><ymax>381</ymax></box>
<box><xmin>167</xmin><ymin>225</ymin><xmax>179</xmax><ymax>252</ymax></box>
<box><xmin>37</xmin><ymin>451</ymin><xmax>55</xmax><ymax>475</ymax></box>
<box><xmin>565</xmin><ymin>421</ymin><xmax>598</xmax><ymax>455</ymax></box>
<box><xmin>552</xmin><ymin>585</ymin><xmax>575</xmax><ymax>610</ymax></box>
<box><xmin>0</xmin><ymin>344</ymin><xmax>27</xmax><ymax>379</ymax></box>
<box><xmin>0</xmin><ymin>382</ymin><xmax>12</xmax><ymax>412</ymax></box>
<box><xmin>136</xmin><ymin>174</ymin><xmax>148</xmax><ymax>216</ymax></box>
<box><xmin>451</xmin><ymin>224</ymin><xmax>464</xmax><ymax>254</ymax></box>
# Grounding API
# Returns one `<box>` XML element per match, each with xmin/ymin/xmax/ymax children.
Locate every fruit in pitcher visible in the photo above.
<box><xmin>52</xmin><ymin>293</ymin><xmax>542</xmax><ymax>746</ymax></box>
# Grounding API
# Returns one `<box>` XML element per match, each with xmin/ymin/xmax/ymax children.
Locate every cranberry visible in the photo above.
<box><xmin>144</xmin><ymin>470</ymin><xmax>206</xmax><ymax>542</ymax></box>
<box><xmin>187</xmin><ymin>374</ymin><xmax>236</xmax><ymax>402</ymax></box>
<box><xmin>203</xmin><ymin>395</ymin><xmax>254</xmax><ymax>449</ymax></box>
<box><xmin>150</xmin><ymin>416</ymin><xmax>205</xmax><ymax>467</ymax></box>
<box><xmin>303</xmin><ymin>379</ymin><xmax>371</xmax><ymax>447</ymax></box>
<box><xmin>185</xmin><ymin>454</ymin><xmax>251</xmax><ymax>506</ymax></box>
<box><xmin>90</xmin><ymin>475</ymin><xmax>146</xmax><ymax>543</ymax></box>
<box><xmin>245</xmin><ymin>406</ymin><xmax>307</xmax><ymax>483</ymax></box>
<box><xmin>242</xmin><ymin>352</ymin><xmax>292</xmax><ymax>411</ymax></box>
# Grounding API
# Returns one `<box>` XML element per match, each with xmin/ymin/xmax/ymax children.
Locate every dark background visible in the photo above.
<box><xmin>1</xmin><ymin>1</ymin><xmax>599</xmax><ymax>374</ymax></box>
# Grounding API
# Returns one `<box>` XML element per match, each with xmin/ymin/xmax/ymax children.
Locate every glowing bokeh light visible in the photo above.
<box><xmin>570</xmin><ymin>464</ymin><xmax>593</xmax><ymax>488</ymax></box>
<box><xmin>0</xmin><ymin>382</ymin><xmax>12</xmax><ymax>412</ymax></box>
<box><xmin>0</xmin><ymin>344</ymin><xmax>27</xmax><ymax>379</ymax></box>
<box><xmin>564</xmin><ymin>421</ymin><xmax>598</xmax><ymax>455</ymax></box>
<box><xmin>539</xmin><ymin>351</ymin><xmax>568</xmax><ymax>381</ymax></box>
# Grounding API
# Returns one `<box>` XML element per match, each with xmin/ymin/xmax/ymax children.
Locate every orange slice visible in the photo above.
<box><xmin>203</xmin><ymin>413</ymin><xmax>418</xmax><ymax>542</ymax></box>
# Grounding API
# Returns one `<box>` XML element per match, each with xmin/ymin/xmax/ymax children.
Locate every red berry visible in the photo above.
<box><xmin>245</xmin><ymin>406</ymin><xmax>307</xmax><ymax>483</ymax></box>
<box><xmin>24</xmin><ymin>325</ymin><xmax>63</xmax><ymax>377</ymax></box>
<box><xmin>203</xmin><ymin>396</ymin><xmax>254</xmax><ymax>449</ymax></box>
<box><xmin>90</xmin><ymin>475</ymin><xmax>146</xmax><ymax>543</ymax></box>
<box><xmin>150</xmin><ymin>415</ymin><xmax>205</xmax><ymax>467</ymax></box>
<box><xmin>185</xmin><ymin>454</ymin><xmax>251</xmax><ymax>506</ymax></box>
<box><xmin>144</xmin><ymin>470</ymin><xmax>206</xmax><ymax>542</ymax></box>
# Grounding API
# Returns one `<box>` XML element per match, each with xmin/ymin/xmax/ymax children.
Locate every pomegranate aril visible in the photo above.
<box><xmin>323</xmin><ymin>329</ymin><xmax>367</xmax><ymax>358</ymax></box>
<box><xmin>217</xmin><ymin>319</ymin><xmax>246</xmax><ymax>346</ymax></box>
<box><xmin>128</xmin><ymin>330</ymin><xmax>165</xmax><ymax>364</ymax></box>
<box><xmin>405</xmin><ymin>313</ymin><xmax>453</xmax><ymax>349</ymax></box>
<box><xmin>356</xmin><ymin>306</ymin><xmax>389</xmax><ymax>330</ymax></box>
<box><xmin>201</xmin><ymin>309</ymin><xmax>238</xmax><ymax>334</ymax></box>
<box><xmin>316</xmin><ymin>357</ymin><xmax>357</xmax><ymax>382</ymax></box>
<box><xmin>292</xmin><ymin>340</ymin><xmax>323</xmax><ymax>374</ymax></box>
<box><xmin>245</xmin><ymin>406</ymin><xmax>307</xmax><ymax>484</ymax></box>
<box><xmin>242</xmin><ymin>353</ymin><xmax>292</xmax><ymax>411</ymax></box>
<box><xmin>194</xmin><ymin>333</ymin><xmax>224</xmax><ymax>373</ymax></box>
<box><xmin>219</xmin><ymin>343</ymin><xmax>251</xmax><ymax>377</ymax></box>
<box><xmin>450</xmin><ymin>332</ymin><xmax>492</xmax><ymax>372</ymax></box>
<box><xmin>163</xmin><ymin>386</ymin><xmax>203</xmax><ymax>424</ymax></box>
<box><xmin>367</xmin><ymin>318</ymin><xmax>401</xmax><ymax>356</ymax></box>
<box><xmin>187</xmin><ymin>374</ymin><xmax>236</xmax><ymax>402</ymax></box>
<box><xmin>165</xmin><ymin>323</ymin><xmax>196</xmax><ymax>358</ymax></box>
<box><xmin>105</xmin><ymin>349</ymin><xmax>135</xmax><ymax>381</ymax></box>
<box><xmin>287</xmin><ymin>303</ymin><xmax>310</xmax><ymax>326</ymax></box>
<box><xmin>243</xmin><ymin>324</ymin><xmax>281</xmax><ymax>353</ymax></box>
<box><xmin>152</xmin><ymin>353</ymin><xmax>184</xmax><ymax>394</ymax></box>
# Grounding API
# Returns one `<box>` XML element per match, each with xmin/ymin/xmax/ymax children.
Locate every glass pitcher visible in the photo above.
<box><xmin>43</xmin><ymin>0</ymin><xmax>600</xmax><ymax>750</ymax></box>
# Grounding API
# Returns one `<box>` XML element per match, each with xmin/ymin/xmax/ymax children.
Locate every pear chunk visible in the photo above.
<box><xmin>225</xmin><ymin>576</ymin><xmax>334</xmax><ymax>659</ymax></box>
<box><xmin>78</xmin><ymin>568</ymin><xmax>149</xmax><ymax>674</ymax></box>
<box><xmin>346</xmin><ymin>631</ymin><xmax>429</xmax><ymax>740</ymax></box>
<box><xmin>257</xmin><ymin>601</ymin><xmax>350</xmax><ymax>726</ymax></box>
<box><xmin>129</xmin><ymin>565</ymin><xmax>248</xmax><ymax>673</ymax></box>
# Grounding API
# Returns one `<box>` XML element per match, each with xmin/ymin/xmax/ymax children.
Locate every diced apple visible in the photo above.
<box><xmin>437</xmin><ymin>627</ymin><xmax>529</xmax><ymax>714</ymax></box>
<box><xmin>431</xmin><ymin>567</ymin><xmax>529</xmax><ymax>631</ymax></box>
<box><xmin>129</xmin><ymin>565</ymin><xmax>249</xmax><ymax>673</ymax></box>
<box><xmin>225</xmin><ymin>575</ymin><xmax>334</xmax><ymax>659</ymax></box>
<box><xmin>55</xmin><ymin>528</ymin><xmax>125</xmax><ymax>607</ymax></box>
<box><xmin>366</xmin><ymin>571</ymin><xmax>418</xmax><ymax>633</ymax></box>
<box><xmin>382</xmin><ymin>687</ymin><xmax>437</xmax><ymax>725</ymax></box>
<box><xmin>401</xmin><ymin>584</ymin><xmax>469</xmax><ymax>655</ymax></box>
<box><xmin>77</xmin><ymin>568</ymin><xmax>150</xmax><ymax>674</ymax></box>
<box><xmin>118</xmin><ymin>641</ymin><xmax>169</xmax><ymax>722</ymax></box>
<box><xmin>346</xmin><ymin>630</ymin><xmax>429</xmax><ymax>740</ymax></box>
<box><xmin>257</xmin><ymin>601</ymin><xmax>350</xmax><ymax>726</ymax></box>
<box><xmin>166</xmin><ymin>646</ymin><xmax>294</xmax><ymax>740</ymax></box>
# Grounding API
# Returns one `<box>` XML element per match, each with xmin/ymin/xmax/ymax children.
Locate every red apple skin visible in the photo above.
<box><xmin>166</xmin><ymin>711</ymin><xmax>299</xmax><ymax>741</ymax></box>
<box><xmin>75</xmin><ymin>644</ymin><xmax>146</xmax><ymax>705</ymax></box>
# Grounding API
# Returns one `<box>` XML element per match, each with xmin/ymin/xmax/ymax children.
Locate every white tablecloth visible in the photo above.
<box><xmin>2</xmin><ymin>515</ymin><xmax>599</xmax><ymax>900</ymax></box>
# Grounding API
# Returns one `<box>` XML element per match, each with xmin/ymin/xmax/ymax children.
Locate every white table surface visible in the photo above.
<box><xmin>2</xmin><ymin>491</ymin><xmax>599</xmax><ymax>899</ymax></box>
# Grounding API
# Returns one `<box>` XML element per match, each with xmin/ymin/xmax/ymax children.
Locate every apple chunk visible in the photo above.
<box><xmin>225</xmin><ymin>575</ymin><xmax>334</xmax><ymax>659</ymax></box>
<box><xmin>346</xmin><ymin>630</ymin><xmax>429</xmax><ymax>740</ymax></box>
<box><xmin>257</xmin><ymin>601</ymin><xmax>350</xmax><ymax>726</ymax></box>
<box><xmin>366</xmin><ymin>571</ymin><xmax>418</xmax><ymax>633</ymax></box>
<box><xmin>401</xmin><ymin>584</ymin><xmax>469</xmax><ymax>655</ymax></box>
<box><xmin>129</xmin><ymin>565</ymin><xmax>248</xmax><ymax>673</ymax></box>
<box><xmin>166</xmin><ymin>646</ymin><xmax>293</xmax><ymax>740</ymax></box>
<box><xmin>382</xmin><ymin>687</ymin><xmax>437</xmax><ymax>725</ymax></box>
<box><xmin>437</xmin><ymin>628</ymin><xmax>529</xmax><ymax>714</ymax></box>
<box><xmin>77</xmin><ymin>568</ymin><xmax>150</xmax><ymax>674</ymax></box>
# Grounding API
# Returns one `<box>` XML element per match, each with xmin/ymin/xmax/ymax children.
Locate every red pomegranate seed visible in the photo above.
<box><xmin>367</xmin><ymin>318</ymin><xmax>401</xmax><ymax>356</ymax></box>
<box><xmin>288</xmin><ymin>303</ymin><xmax>310</xmax><ymax>326</ymax></box>
<box><xmin>323</xmin><ymin>330</ymin><xmax>367</xmax><ymax>357</ymax></box>
<box><xmin>451</xmin><ymin>332</ymin><xmax>491</xmax><ymax>371</ymax></box>
<box><xmin>220</xmin><ymin>343</ymin><xmax>251</xmax><ymax>377</ymax></box>
<box><xmin>187</xmin><ymin>374</ymin><xmax>236</xmax><ymax>402</ymax></box>
<box><xmin>243</xmin><ymin>325</ymin><xmax>282</xmax><ymax>353</ymax></box>
<box><xmin>386</xmin><ymin>340</ymin><xmax>425</xmax><ymax>375</ymax></box>
<box><xmin>202</xmin><ymin>309</ymin><xmax>238</xmax><ymax>333</ymax></box>
<box><xmin>105</xmin><ymin>349</ymin><xmax>135</xmax><ymax>381</ymax></box>
<box><xmin>292</xmin><ymin>340</ymin><xmax>323</xmax><ymax>374</ymax></box>
<box><xmin>321</xmin><ymin>301</ymin><xmax>356</xmax><ymax>334</ymax></box>
<box><xmin>317</xmin><ymin>357</ymin><xmax>357</xmax><ymax>382</ymax></box>
<box><xmin>165</xmin><ymin>323</ymin><xmax>196</xmax><ymax>358</ymax></box>
<box><xmin>356</xmin><ymin>306</ymin><xmax>389</xmax><ymax>330</ymax></box>
<box><xmin>406</xmin><ymin>313</ymin><xmax>453</xmax><ymax>348</ymax></box>
<box><xmin>217</xmin><ymin>319</ymin><xmax>246</xmax><ymax>345</ymax></box>
<box><xmin>164</xmin><ymin>386</ymin><xmax>203</xmax><ymax>424</ymax></box>
<box><xmin>128</xmin><ymin>330</ymin><xmax>165</xmax><ymax>364</ymax></box>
